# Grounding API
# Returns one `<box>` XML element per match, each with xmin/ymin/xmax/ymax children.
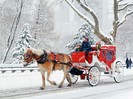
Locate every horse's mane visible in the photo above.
<box><xmin>30</xmin><ymin>48</ymin><xmax>52</xmax><ymax>56</ymax></box>
<box><xmin>32</xmin><ymin>48</ymin><xmax>44</xmax><ymax>56</ymax></box>
<box><xmin>24</xmin><ymin>48</ymin><xmax>44</xmax><ymax>56</ymax></box>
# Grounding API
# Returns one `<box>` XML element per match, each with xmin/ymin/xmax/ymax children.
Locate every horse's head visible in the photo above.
<box><xmin>23</xmin><ymin>48</ymin><xmax>45</xmax><ymax>67</ymax></box>
<box><xmin>23</xmin><ymin>48</ymin><xmax>34</xmax><ymax>67</ymax></box>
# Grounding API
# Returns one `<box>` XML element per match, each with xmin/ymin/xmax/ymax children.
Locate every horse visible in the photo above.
<box><xmin>23</xmin><ymin>48</ymin><xmax>72</xmax><ymax>90</ymax></box>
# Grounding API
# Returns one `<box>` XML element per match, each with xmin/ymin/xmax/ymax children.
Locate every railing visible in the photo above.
<box><xmin>0</xmin><ymin>63</ymin><xmax>132</xmax><ymax>74</ymax></box>
<box><xmin>0</xmin><ymin>64</ymin><xmax>39</xmax><ymax>73</ymax></box>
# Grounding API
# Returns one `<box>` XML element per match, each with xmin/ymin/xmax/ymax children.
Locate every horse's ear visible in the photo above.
<box><xmin>25</xmin><ymin>48</ymin><xmax>33</xmax><ymax>54</ymax></box>
<box><xmin>24</xmin><ymin>48</ymin><xmax>29</xmax><ymax>54</ymax></box>
<box><xmin>29</xmin><ymin>48</ymin><xmax>35</xmax><ymax>55</ymax></box>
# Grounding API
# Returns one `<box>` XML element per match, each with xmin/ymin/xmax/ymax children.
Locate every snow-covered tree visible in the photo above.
<box><xmin>12</xmin><ymin>24</ymin><xmax>34</xmax><ymax>64</ymax></box>
<box><xmin>66</xmin><ymin>24</ymin><xmax>97</xmax><ymax>52</ymax></box>
<box><xmin>65</xmin><ymin>0</ymin><xmax>133</xmax><ymax>44</ymax></box>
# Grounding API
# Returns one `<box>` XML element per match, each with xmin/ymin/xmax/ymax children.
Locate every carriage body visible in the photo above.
<box><xmin>71</xmin><ymin>45</ymin><xmax>116</xmax><ymax>70</ymax></box>
<box><xmin>69</xmin><ymin>45</ymin><xmax>123</xmax><ymax>86</ymax></box>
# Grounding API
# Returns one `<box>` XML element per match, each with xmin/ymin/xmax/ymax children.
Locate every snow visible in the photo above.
<box><xmin>21</xmin><ymin>81</ymin><xmax>133</xmax><ymax>99</ymax></box>
<box><xmin>0</xmin><ymin>70</ymin><xmax>65</xmax><ymax>90</ymax></box>
<box><xmin>0</xmin><ymin>1</ymin><xmax>133</xmax><ymax>99</ymax></box>
<box><xmin>0</xmin><ymin>66</ymin><xmax>133</xmax><ymax>99</ymax></box>
<box><xmin>0</xmin><ymin>71</ymin><xmax>39</xmax><ymax>90</ymax></box>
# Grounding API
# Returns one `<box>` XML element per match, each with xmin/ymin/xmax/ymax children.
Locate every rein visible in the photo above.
<box><xmin>56</xmin><ymin>61</ymin><xmax>72</xmax><ymax>66</ymax></box>
<box><xmin>51</xmin><ymin>52</ymin><xmax>71</xmax><ymax>66</ymax></box>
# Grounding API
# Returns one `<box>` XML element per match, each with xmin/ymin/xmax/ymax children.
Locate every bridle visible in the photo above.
<box><xmin>23</xmin><ymin>52</ymin><xmax>34</xmax><ymax>66</ymax></box>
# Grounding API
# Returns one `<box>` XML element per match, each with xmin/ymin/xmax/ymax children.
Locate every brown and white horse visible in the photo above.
<box><xmin>23</xmin><ymin>48</ymin><xmax>72</xmax><ymax>90</ymax></box>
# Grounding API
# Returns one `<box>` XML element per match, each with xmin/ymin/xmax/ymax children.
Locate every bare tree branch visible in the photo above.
<box><xmin>77</xmin><ymin>0</ymin><xmax>98</xmax><ymax>27</ymax></box>
<box><xmin>83</xmin><ymin>0</ymin><xmax>88</xmax><ymax>6</ymax></box>
<box><xmin>7</xmin><ymin>15</ymin><xmax>18</xmax><ymax>47</ymax></box>
<box><xmin>65</xmin><ymin>0</ymin><xmax>133</xmax><ymax>44</ymax></box>
<box><xmin>117</xmin><ymin>0</ymin><xmax>124</xmax><ymax>4</ymax></box>
<box><xmin>77</xmin><ymin>0</ymin><xmax>100</xmax><ymax>35</ymax></box>
<box><xmin>65</xmin><ymin>0</ymin><xmax>113</xmax><ymax>44</ymax></box>
<box><xmin>65</xmin><ymin>0</ymin><xmax>94</xmax><ymax>27</ymax></box>
<box><xmin>110</xmin><ymin>0</ymin><xmax>119</xmax><ymax>42</ymax></box>
<box><xmin>7</xmin><ymin>0</ymin><xmax>20</xmax><ymax>47</ymax></box>
<box><xmin>118</xmin><ymin>3</ymin><xmax>133</xmax><ymax>11</ymax></box>
<box><xmin>78</xmin><ymin>0</ymin><xmax>113</xmax><ymax>44</ymax></box>
<box><xmin>118</xmin><ymin>10</ymin><xmax>133</xmax><ymax>27</ymax></box>
<box><xmin>119</xmin><ymin>2</ymin><xmax>129</xmax><ymax>6</ymax></box>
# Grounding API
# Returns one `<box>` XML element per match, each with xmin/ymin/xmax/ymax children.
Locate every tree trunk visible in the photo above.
<box><xmin>66</xmin><ymin>0</ymin><xmax>113</xmax><ymax>44</ymax></box>
<box><xmin>112</xmin><ymin>0</ymin><xmax>119</xmax><ymax>43</ymax></box>
<box><xmin>1</xmin><ymin>0</ymin><xmax>23</xmax><ymax>63</ymax></box>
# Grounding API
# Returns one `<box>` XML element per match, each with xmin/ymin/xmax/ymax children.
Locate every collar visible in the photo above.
<box><xmin>37</xmin><ymin>50</ymin><xmax>47</xmax><ymax>64</ymax></box>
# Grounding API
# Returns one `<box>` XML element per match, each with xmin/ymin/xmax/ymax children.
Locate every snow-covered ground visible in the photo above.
<box><xmin>22</xmin><ymin>80</ymin><xmax>133</xmax><ymax>99</ymax></box>
<box><xmin>0</xmin><ymin>68</ymin><xmax>133</xmax><ymax>99</ymax></box>
<box><xmin>0</xmin><ymin>70</ymin><xmax>65</xmax><ymax>90</ymax></box>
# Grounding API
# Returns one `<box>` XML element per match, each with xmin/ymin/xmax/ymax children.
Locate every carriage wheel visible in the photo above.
<box><xmin>67</xmin><ymin>73</ymin><xmax>78</xmax><ymax>84</ymax></box>
<box><xmin>114</xmin><ymin>61</ymin><xmax>124</xmax><ymax>83</ymax></box>
<box><xmin>88</xmin><ymin>66</ymin><xmax>101</xmax><ymax>86</ymax></box>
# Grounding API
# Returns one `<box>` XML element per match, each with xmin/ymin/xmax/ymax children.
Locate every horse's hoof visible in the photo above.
<box><xmin>53</xmin><ymin>82</ymin><xmax>57</xmax><ymax>85</ymax></box>
<box><xmin>40</xmin><ymin>87</ymin><xmax>44</xmax><ymax>90</ymax></box>
<box><xmin>67</xmin><ymin>84</ymin><xmax>71</xmax><ymax>87</ymax></box>
<box><xmin>58</xmin><ymin>85</ymin><xmax>62</xmax><ymax>88</ymax></box>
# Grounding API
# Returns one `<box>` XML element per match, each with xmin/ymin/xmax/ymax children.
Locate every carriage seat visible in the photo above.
<box><xmin>71</xmin><ymin>51</ymin><xmax>97</xmax><ymax>64</ymax></box>
<box><xmin>86</xmin><ymin>51</ymin><xmax>97</xmax><ymax>64</ymax></box>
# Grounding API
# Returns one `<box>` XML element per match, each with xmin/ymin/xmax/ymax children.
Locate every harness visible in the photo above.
<box><xmin>51</xmin><ymin>52</ymin><xmax>71</xmax><ymax>66</ymax></box>
<box><xmin>37</xmin><ymin>51</ymin><xmax>71</xmax><ymax>66</ymax></box>
<box><xmin>37</xmin><ymin>50</ymin><xmax>47</xmax><ymax>64</ymax></box>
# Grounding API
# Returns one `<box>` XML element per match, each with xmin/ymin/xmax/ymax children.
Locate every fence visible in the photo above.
<box><xmin>0</xmin><ymin>64</ymin><xmax>39</xmax><ymax>73</ymax></box>
<box><xmin>0</xmin><ymin>63</ymin><xmax>132</xmax><ymax>74</ymax></box>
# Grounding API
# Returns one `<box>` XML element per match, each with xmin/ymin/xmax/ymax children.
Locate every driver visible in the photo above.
<box><xmin>80</xmin><ymin>37</ymin><xmax>92</xmax><ymax>52</ymax></box>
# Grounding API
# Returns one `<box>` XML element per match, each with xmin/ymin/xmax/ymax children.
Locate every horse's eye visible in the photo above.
<box><xmin>24</xmin><ymin>53</ymin><xmax>31</xmax><ymax>59</ymax></box>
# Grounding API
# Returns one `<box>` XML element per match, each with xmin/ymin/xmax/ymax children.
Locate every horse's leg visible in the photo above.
<box><xmin>40</xmin><ymin>72</ymin><xmax>45</xmax><ymax>90</ymax></box>
<box><xmin>58</xmin><ymin>70</ymin><xmax>66</xmax><ymax>88</ymax></box>
<box><xmin>47</xmin><ymin>70</ymin><xmax>57</xmax><ymax>85</ymax></box>
<box><xmin>58</xmin><ymin>66</ymin><xmax>71</xmax><ymax>88</ymax></box>
<box><xmin>59</xmin><ymin>67</ymin><xmax>72</xmax><ymax>88</ymax></box>
<box><xmin>66</xmin><ymin>72</ymin><xmax>72</xmax><ymax>87</ymax></box>
<box><xmin>64</xmin><ymin>66</ymin><xmax>72</xmax><ymax>87</ymax></box>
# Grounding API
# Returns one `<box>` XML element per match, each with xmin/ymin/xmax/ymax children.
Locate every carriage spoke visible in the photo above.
<box><xmin>88</xmin><ymin>66</ymin><xmax>100</xmax><ymax>86</ymax></box>
<box><xmin>67</xmin><ymin>74</ymin><xmax>78</xmax><ymax>84</ymax></box>
<box><xmin>114</xmin><ymin>61</ymin><xmax>124</xmax><ymax>83</ymax></box>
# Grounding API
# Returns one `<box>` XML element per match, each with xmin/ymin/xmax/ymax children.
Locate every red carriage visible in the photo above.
<box><xmin>69</xmin><ymin>45</ymin><xmax>124</xmax><ymax>86</ymax></box>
